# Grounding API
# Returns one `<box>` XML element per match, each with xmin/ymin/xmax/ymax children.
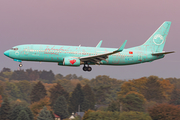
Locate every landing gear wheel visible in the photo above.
<box><xmin>87</xmin><ymin>67</ymin><xmax>92</xmax><ymax>72</ymax></box>
<box><xmin>83</xmin><ymin>66</ymin><xmax>87</xmax><ymax>71</ymax></box>
<box><xmin>83</xmin><ymin>62</ymin><xmax>92</xmax><ymax>72</ymax></box>
<box><xmin>19</xmin><ymin>63</ymin><xmax>23</xmax><ymax>67</ymax></box>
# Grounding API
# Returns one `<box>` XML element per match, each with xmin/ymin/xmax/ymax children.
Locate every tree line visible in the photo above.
<box><xmin>1</xmin><ymin>67</ymin><xmax>180</xmax><ymax>119</ymax></box>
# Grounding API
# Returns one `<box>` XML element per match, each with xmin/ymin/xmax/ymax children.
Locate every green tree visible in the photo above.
<box><xmin>93</xmin><ymin>85</ymin><xmax>111</xmax><ymax>104</ymax></box>
<box><xmin>169</xmin><ymin>88</ymin><xmax>180</xmax><ymax>105</ymax></box>
<box><xmin>1</xmin><ymin>68</ymin><xmax>11</xmax><ymax>78</ymax></box>
<box><xmin>9</xmin><ymin>105</ymin><xmax>23</xmax><ymax>120</ymax></box>
<box><xmin>16</xmin><ymin>80</ymin><xmax>32</xmax><ymax>102</ymax></box>
<box><xmin>81</xmin><ymin>99</ymin><xmax>91</xmax><ymax>112</ymax></box>
<box><xmin>5</xmin><ymin>82</ymin><xmax>21</xmax><ymax>100</ymax></box>
<box><xmin>107</xmin><ymin>100</ymin><xmax>120</xmax><ymax>112</ymax></box>
<box><xmin>122</xmin><ymin>93</ymin><xmax>144</xmax><ymax>112</ymax></box>
<box><xmin>0</xmin><ymin>84</ymin><xmax>5</xmax><ymax>96</ymax></box>
<box><xmin>90</xmin><ymin>75</ymin><xmax>116</xmax><ymax>87</ymax></box>
<box><xmin>30</xmin><ymin>97</ymin><xmax>51</xmax><ymax>119</ymax></box>
<box><xmin>82</xmin><ymin>84</ymin><xmax>95</xmax><ymax>110</ymax></box>
<box><xmin>166</xmin><ymin>77</ymin><xmax>180</xmax><ymax>89</ymax></box>
<box><xmin>37</xmin><ymin>106</ymin><xmax>53</xmax><ymax>120</ymax></box>
<box><xmin>0</xmin><ymin>76</ymin><xmax>5</xmax><ymax>81</ymax></box>
<box><xmin>119</xmin><ymin>111</ymin><xmax>152</xmax><ymax>120</ymax></box>
<box><xmin>1</xmin><ymin>67</ymin><xmax>11</xmax><ymax>72</ymax></box>
<box><xmin>83</xmin><ymin>110</ymin><xmax>120</xmax><ymax>120</ymax></box>
<box><xmin>64</xmin><ymin>74</ymin><xmax>78</xmax><ymax>80</ymax></box>
<box><xmin>55</xmin><ymin>74</ymin><xmax>63</xmax><ymax>80</ymax></box>
<box><xmin>30</xmin><ymin>81</ymin><xmax>47</xmax><ymax>103</ymax></box>
<box><xmin>2</xmin><ymin>71</ymin><xmax>13</xmax><ymax>79</ymax></box>
<box><xmin>90</xmin><ymin>75</ymin><xmax>123</xmax><ymax>104</ymax></box>
<box><xmin>26</xmin><ymin>69</ymin><xmax>39</xmax><ymax>81</ymax></box>
<box><xmin>69</xmin><ymin>83</ymin><xmax>84</xmax><ymax>113</ymax></box>
<box><xmin>24</xmin><ymin>107</ymin><xmax>33</xmax><ymax>120</ymax></box>
<box><xmin>10</xmin><ymin>70</ymin><xmax>27</xmax><ymax>80</ymax></box>
<box><xmin>53</xmin><ymin>96</ymin><xmax>69</xmax><ymax>119</ymax></box>
<box><xmin>55</xmin><ymin>79</ymin><xmax>74</xmax><ymax>92</ymax></box>
<box><xmin>16</xmin><ymin>110</ymin><xmax>30</xmax><ymax>120</ymax></box>
<box><xmin>49</xmin><ymin>83</ymin><xmax>69</xmax><ymax>106</ymax></box>
<box><xmin>9</xmin><ymin>105</ymin><xmax>33</xmax><ymax>120</ymax></box>
<box><xmin>0</xmin><ymin>97</ymin><xmax>11</xmax><ymax>120</ymax></box>
<box><xmin>143</xmin><ymin>76</ymin><xmax>164</xmax><ymax>102</ymax></box>
<box><xmin>10</xmin><ymin>99</ymin><xmax>29</xmax><ymax>109</ymax></box>
<box><xmin>39</xmin><ymin>70</ymin><xmax>55</xmax><ymax>83</ymax></box>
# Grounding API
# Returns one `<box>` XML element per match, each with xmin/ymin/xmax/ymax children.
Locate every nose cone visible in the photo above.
<box><xmin>4</xmin><ymin>50</ymin><xmax>9</xmax><ymax>57</ymax></box>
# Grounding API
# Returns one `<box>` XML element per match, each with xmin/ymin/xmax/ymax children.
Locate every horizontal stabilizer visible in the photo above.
<box><xmin>152</xmin><ymin>51</ymin><xmax>175</xmax><ymax>55</ymax></box>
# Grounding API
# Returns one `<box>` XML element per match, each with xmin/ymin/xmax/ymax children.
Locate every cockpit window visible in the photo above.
<box><xmin>11</xmin><ymin>48</ymin><xmax>18</xmax><ymax>50</ymax></box>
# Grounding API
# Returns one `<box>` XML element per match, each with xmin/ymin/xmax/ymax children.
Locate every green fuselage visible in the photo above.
<box><xmin>6</xmin><ymin>44</ymin><xmax>164</xmax><ymax>66</ymax></box>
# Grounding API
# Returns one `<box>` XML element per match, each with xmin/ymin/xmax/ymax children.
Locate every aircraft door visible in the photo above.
<box><xmin>39</xmin><ymin>46</ymin><xmax>43</xmax><ymax>60</ymax></box>
<box><xmin>20</xmin><ymin>46</ymin><xmax>30</xmax><ymax>60</ymax></box>
<box><xmin>138</xmin><ymin>52</ymin><xmax>147</xmax><ymax>62</ymax></box>
<box><xmin>33</xmin><ymin>46</ymin><xmax>40</xmax><ymax>56</ymax></box>
<box><xmin>30</xmin><ymin>46</ymin><xmax>40</xmax><ymax>61</ymax></box>
<box><xmin>24</xmin><ymin>46</ymin><xmax>30</xmax><ymax>56</ymax></box>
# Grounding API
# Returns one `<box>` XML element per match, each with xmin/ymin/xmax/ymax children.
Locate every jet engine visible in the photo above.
<box><xmin>62</xmin><ymin>57</ymin><xmax>80</xmax><ymax>66</ymax></box>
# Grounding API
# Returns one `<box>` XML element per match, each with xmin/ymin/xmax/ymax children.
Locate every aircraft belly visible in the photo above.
<box><xmin>105</xmin><ymin>55</ymin><xmax>132</xmax><ymax>65</ymax></box>
<box><xmin>41</xmin><ymin>53</ymin><xmax>64</xmax><ymax>62</ymax></box>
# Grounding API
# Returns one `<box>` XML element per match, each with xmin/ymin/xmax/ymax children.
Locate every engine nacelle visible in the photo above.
<box><xmin>62</xmin><ymin>57</ymin><xmax>80</xmax><ymax>66</ymax></box>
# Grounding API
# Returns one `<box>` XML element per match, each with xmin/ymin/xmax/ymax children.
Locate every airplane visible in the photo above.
<box><xmin>4</xmin><ymin>21</ymin><xmax>174</xmax><ymax>72</ymax></box>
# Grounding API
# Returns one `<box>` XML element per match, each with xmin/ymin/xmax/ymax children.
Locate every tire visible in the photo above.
<box><xmin>19</xmin><ymin>64</ymin><xmax>23</xmax><ymax>67</ymax></box>
<box><xmin>87</xmin><ymin>67</ymin><xmax>92</xmax><ymax>72</ymax></box>
<box><xmin>83</xmin><ymin>66</ymin><xmax>87</xmax><ymax>71</ymax></box>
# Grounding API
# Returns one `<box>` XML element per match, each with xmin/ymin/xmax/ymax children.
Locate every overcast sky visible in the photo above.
<box><xmin>0</xmin><ymin>0</ymin><xmax>179</xmax><ymax>80</ymax></box>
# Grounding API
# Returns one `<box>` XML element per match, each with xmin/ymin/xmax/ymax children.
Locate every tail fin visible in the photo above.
<box><xmin>141</xmin><ymin>21</ymin><xmax>171</xmax><ymax>52</ymax></box>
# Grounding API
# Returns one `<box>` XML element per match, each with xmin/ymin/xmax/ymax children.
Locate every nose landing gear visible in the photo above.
<box><xmin>19</xmin><ymin>63</ymin><xmax>23</xmax><ymax>67</ymax></box>
<box><xmin>83</xmin><ymin>63</ymin><xmax>92</xmax><ymax>72</ymax></box>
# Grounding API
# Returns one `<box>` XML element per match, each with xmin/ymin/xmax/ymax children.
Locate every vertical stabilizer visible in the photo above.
<box><xmin>142</xmin><ymin>21</ymin><xmax>171</xmax><ymax>52</ymax></box>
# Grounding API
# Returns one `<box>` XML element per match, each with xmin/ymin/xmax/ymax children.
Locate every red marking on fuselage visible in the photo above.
<box><xmin>129</xmin><ymin>51</ymin><xmax>133</xmax><ymax>54</ymax></box>
<box><xmin>70</xmin><ymin>59</ymin><xmax>76</xmax><ymax>65</ymax></box>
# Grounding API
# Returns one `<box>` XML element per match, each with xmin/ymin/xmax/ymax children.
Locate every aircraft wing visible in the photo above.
<box><xmin>80</xmin><ymin>40</ymin><xmax>127</xmax><ymax>64</ymax></box>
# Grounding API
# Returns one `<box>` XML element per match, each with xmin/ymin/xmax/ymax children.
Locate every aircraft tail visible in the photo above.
<box><xmin>141</xmin><ymin>21</ymin><xmax>171</xmax><ymax>52</ymax></box>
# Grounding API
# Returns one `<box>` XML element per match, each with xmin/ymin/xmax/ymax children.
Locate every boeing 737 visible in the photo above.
<box><xmin>4</xmin><ymin>21</ymin><xmax>174</xmax><ymax>72</ymax></box>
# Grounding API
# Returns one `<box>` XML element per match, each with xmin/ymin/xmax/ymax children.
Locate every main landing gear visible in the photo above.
<box><xmin>83</xmin><ymin>63</ymin><xmax>92</xmax><ymax>72</ymax></box>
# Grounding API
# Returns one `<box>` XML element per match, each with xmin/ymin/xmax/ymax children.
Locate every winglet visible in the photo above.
<box><xmin>115</xmin><ymin>40</ymin><xmax>127</xmax><ymax>52</ymax></box>
<box><xmin>96</xmin><ymin>40</ymin><xmax>103</xmax><ymax>48</ymax></box>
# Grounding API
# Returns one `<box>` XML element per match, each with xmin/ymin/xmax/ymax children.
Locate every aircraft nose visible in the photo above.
<box><xmin>4</xmin><ymin>50</ymin><xmax>9</xmax><ymax>57</ymax></box>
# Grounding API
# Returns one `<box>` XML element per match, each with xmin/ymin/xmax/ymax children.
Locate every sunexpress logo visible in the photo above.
<box><xmin>153</xmin><ymin>34</ymin><xmax>164</xmax><ymax>45</ymax></box>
